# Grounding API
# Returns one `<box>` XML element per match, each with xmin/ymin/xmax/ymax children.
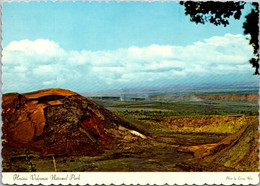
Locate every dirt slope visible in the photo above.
<box><xmin>178</xmin><ymin>121</ymin><xmax>259</xmax><ymax>171</ymax></box>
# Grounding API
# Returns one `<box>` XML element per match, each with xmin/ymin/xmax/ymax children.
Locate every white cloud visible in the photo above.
<box><xmin>14</xmin><ymin>66</ymin><xmax>27</xmax><ymax>72</ymax></box>
<box><xmin>2</xmin><ymin>34</ymin><xmax>256</xmax><ymax>93</ymax></box>
<box><xmin>5</xmin><ymin>39</ymin><xmax>65</xmax><ymax>56</ymax></box>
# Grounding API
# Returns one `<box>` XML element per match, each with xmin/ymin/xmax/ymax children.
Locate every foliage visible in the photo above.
<box><xmin>243</xmin><ymin>2</ymin><xmax>259</xmax><ymax>74</ymax></box>
<box><xmin>180</xmin><ymin>1</ymin><xmax>245</xmax><ymax>26</ymax></box>
<box><xmin>180</xmin><ymin>1</ymin><xmax>259</xmax><ymax>75</ymax></box>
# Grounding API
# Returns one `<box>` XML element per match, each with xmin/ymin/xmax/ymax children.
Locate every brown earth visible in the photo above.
<box><xmin>2</xmin><ymin>88</ymin><xmax>147</xmax><ymax>157</ymax></box>
<box><xmin>195</xmin><ymin>93</ymin><xmax>259</xmax><ymax>101</ymax></box>
<box><xmin>177</xmin><ymin>121</ymin><xmax>259</xmax><ymax>171</ymax></box>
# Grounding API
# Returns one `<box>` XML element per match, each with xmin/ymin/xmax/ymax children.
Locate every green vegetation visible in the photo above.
<box><xmin>116</xmin><ymin>109</ymin><xmax>258</xmax><ymax>117</ymax></box>
<box><xmin>95</xmin><ymin>99</ymin><xmax>258</xmax><ymax>115</ymax></box>
<box><xmin>116</xmin><ymin>111</ymin><xmax>257</xmax><ymax>134</ymax></box>
<box><xmin>107</xmin><ymin>99</ymin><xmax>258</xmax><ymax>136</ymax></box>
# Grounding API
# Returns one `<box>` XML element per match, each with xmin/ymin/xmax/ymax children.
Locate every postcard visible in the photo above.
<box><xmin>1</xmin><ymin>0</ymin><xmax>259</xmax><ymax>185</ymax></box>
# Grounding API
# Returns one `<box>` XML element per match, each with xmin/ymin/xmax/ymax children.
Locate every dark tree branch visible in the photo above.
<box><xmin>180</xmin><ymin>1</ymin><xmax>259</xmax><ymax>75</ymax></box>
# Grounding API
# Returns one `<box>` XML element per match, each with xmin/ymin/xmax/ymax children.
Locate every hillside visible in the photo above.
<box><xmin>2</xmin><ymin>88</ymin><xmax>146</xmax><ymax>157</ymax></box>
<box><xmin>178</xmin><ymin>120</ymin><xmax>259</xmax><ymax>171</ymax></box>
<box><xmin>150</xmin><ymin>93</ymin><xmax>258</xmax><ymax>102</ymax></box>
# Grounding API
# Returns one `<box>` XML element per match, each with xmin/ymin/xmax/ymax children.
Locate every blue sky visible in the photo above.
<box><xmin>2</xmin><ymin>1</ymin><xmax>258</xmax><ymax>93</ymax></box>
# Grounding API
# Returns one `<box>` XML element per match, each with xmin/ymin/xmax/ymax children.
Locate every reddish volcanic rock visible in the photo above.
<box><xmin>2</xmin><ymin>88</ymin><xmax>146</xmax><ymax>156</ymax></box>
<box><xmin>22</xmin><ymin>88</ymin><xmax>78</xmax><ymax>99</ymax></box>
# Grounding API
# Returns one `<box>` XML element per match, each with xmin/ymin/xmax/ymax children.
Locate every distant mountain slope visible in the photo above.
<box><xmin>150</xmin><ymin>93</ymin><xmax>259</xmax><ymax>102</ymax></box>
<box><xmin>195</xmin><ymin>93</ymin><xmax>258</xmax><ymax>101</ymax></box>
<box><xmin>2</xmin><ymin>88</ymin><xmax>146</xmax><ymax>157</ymax></box>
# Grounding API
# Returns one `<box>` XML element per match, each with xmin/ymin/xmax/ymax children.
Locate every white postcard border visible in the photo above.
<box><xmin>2</xmin><ymin>172</ymin><xmax>260</xmax><ymax>185</ymax></box>
<box><xmin>1</xmin><ymin>0</ymin><xmax>260</xmax><ymax>186</ymax></box>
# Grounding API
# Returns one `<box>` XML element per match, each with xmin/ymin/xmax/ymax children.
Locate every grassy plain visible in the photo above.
<box><xmin>97</xmin><ymin>99</ymin><xmax>258</xmax><ymax>135</ymax></box>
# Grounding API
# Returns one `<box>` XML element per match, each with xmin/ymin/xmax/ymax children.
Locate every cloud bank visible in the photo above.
<box><xmin>2</xmin><ymin>34</ymin><xmax>257</xmax><ymax>93</ymax></box>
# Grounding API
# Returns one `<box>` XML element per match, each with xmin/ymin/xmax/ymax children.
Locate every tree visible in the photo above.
<box><xmin>180</xmin><ymin>1</ymin><xmax>259</xmax><ymax>75</ymax></box>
